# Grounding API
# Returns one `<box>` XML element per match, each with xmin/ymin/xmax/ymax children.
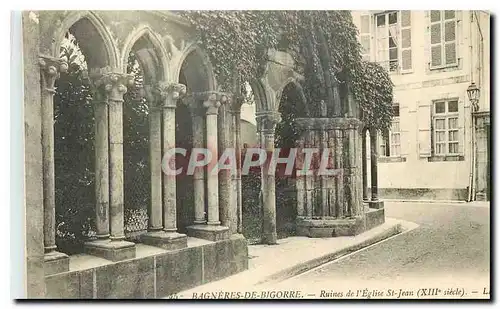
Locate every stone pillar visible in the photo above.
<box><xmin>369</xmin><ymin>128</ymin><xmax>383</xmax><ymax>209</ymax></box>
<box><xmin>84</xmin><ymin>69</ymin><xmax>135</xmax><ymax>262</ymax></box>
<box><xmin>361</xmin><ymin>129</ymin><xmax>368</xmax><ymax>203</ymax></box>
<box><xmin>186</xmin><ymin>92</ymin><xmax>230</xmax><ymax>242</ymax></box>
<box><xmin>142</xmin><ymin>82</ymin><xmax>188</xmax><ymax>250</ymax></box>
<box><xmin>144</xmin><ymin>85</ymin><xmax>163</xmax><ymax>232</ymax></box>
<box><xmin>39</xmin><ymin>56</ymin><xmax>69</xmax><ymax>275</ymax></box>
<box><xmin>258</xmin><ymin>111</ymin><xmax>281</xmax><ymax>245</ymax></box>
<box><xmin>230</xmin><ymin>98</ymin><xmax>244</xmax><ymax>234</ymax></box>
<box><xmin>217</xmin><ymin>94</ymin><xmax>233</xmax><ymax>231</ymax></box>
<box><xmin>189</xmin><ymin>100</ymin><xmax>206</xmax><ymax>225</ymax></box>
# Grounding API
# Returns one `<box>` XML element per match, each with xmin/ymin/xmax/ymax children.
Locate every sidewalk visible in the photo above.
<box><xmin>177</xmin><ymin>217</ymin><xmax>418</xmax><ymax>298</ymax></box>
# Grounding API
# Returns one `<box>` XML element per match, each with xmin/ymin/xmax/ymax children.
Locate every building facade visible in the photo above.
<box><xmin>351</xmin><ymin>10</ymin><xmax>490</xmax><ymax>201</ymax></box>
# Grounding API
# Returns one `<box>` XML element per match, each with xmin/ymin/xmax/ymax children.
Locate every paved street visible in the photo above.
<box><xmin>271</xmin><ymin>202</ymin><xmax>490</xmax><ymax>298</ymax></box>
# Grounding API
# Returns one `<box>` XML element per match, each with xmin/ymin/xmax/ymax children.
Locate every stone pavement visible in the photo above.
<box><xmin>176</xmin><ymin>217</ymin><xmax>419</xmax><ymax>298</ymax></box>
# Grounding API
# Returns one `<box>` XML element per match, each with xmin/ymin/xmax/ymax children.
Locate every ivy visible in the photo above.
<box><xmin>180</xmin><ymin>11</ymin><xmax>393</xmax><ymax>131</ymax></box>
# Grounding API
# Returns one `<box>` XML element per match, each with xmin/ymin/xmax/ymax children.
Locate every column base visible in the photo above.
<box><xmin>296</xmin><ymin>216</ymin><xmax>365</xmax><ymax>237</ymax></box>
<box><xmin>84</xmin><ymin>239</ymin><xmax>136</xmax><ymax>262</ymax></box>
<box><xmin>141</xmin><ymin>231</ymin><xmax>188</xmax><ymax>251</ymax></box>
<box><xmin>44</xmin><ymin>251</ymin><xmax>70</xmax><ymax>276</ymax></box>
<box><xmin>186</xmin><ymin>224</ymin><xmax>230</xmax><ymax>242</ymax></box>
<box><xmin>369</xmin><ymin>200</ymin><xmax>385</xmax><ymax>209</ymax></box>
<box><xmin>261</xmin><ymin>232</ymin><xmax>278</xmax><ymax>245</ymax></box>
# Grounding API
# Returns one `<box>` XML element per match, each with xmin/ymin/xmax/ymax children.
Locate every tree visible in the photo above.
<box><xmin>180</xmin><ymin>11</ymin><xmax>394</xmax><ymax>131</ymax></box>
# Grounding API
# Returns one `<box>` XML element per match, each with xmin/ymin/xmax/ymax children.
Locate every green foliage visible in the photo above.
<box><xmin>180</xmin><ymin>11</ymin><xmax>393</xmax><ymax>130</ymax></box>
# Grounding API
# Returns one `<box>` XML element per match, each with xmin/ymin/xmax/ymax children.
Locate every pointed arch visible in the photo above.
<box><xmin>51</xmin><ymin>11</ymin><xmax>119</xmax><ymax>69</ymax></box>
<box><xmin>174</xmin><ymin>42</ymin><xmax>216</xmax><ymax>92</ymax></box>
<box><xmin>120</xmin><ymin>25</ymin><xmax>170</xmax><ymax>81</ymax></box>
<box><xmin>275</xmin><ymin>77</ymin><xmax>308</xmax><ymax>116</ymax></box>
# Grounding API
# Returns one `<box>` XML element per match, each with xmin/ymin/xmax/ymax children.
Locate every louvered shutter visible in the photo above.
<box><xmin>430</xmin><ymin>11</ymin><xmax>442</xmax><ymax>67</ymax></box>
<box><xmin>400</xmin><ymin>11</ymin><xmax>412</xmax><ymax>72</ymax></box>
<box><xmin>417</xmin><ymin>101</ymin><xmax>432</xmax><ymax>157</ymax></box>
<box><xmin>444</xmin><ymin>11</ymin><xmax>458</xmax><ymax>66</ymax></box>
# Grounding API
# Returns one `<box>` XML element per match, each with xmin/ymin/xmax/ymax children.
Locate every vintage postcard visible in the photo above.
<box><xmin>18</xmin><ymin>10</ymin><xmax>490</xmax><ymax>299</ymax></box>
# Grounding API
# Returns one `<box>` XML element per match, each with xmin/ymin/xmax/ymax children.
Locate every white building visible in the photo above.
<box><xmin>351</xmin><ymin>10</ymin><xmax>490</xmax><ymax>201</ymax></box>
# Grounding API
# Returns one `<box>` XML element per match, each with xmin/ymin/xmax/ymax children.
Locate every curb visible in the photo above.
<box><xmin>382</xmin><ymin>199</ymin><xmax>467</xmax><ymax>204</ymax></box>
<box><xmin>255</xmin><ymin>223</ymin><xmax>403</xmax><ymax>285</ymax></box>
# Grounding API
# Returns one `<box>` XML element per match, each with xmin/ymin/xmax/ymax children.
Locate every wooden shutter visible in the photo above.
<box><xmin>400</xmin><ymin>10</ymin><xmax>412</xmax><ymax>72</ymax></box>
<box><xmin>360</xmin><ymin>14</ymin><xmax>372</xmax><ymax>62</ymax></box>
<box><xmin>443</xmin><ymin>10</ymin><xmax>458</xmax><ymax>66</ymax></box>
<box><xmin>417</xmin><ymin>101</ymin><xmax>432</xmax><ymax>157</ymax></box>
<box><xmin>430</xmin><ymin>10</ymin><xmax>442</xmax><ymax>67</ymax></box>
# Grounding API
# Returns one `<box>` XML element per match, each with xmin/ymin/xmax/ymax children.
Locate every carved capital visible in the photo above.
<box><xmin>39</xmin><ymin>55</ymin><xmax>68</xmax><ymax>92</ymax></box>
<box><xmin>89</xmin><ymin>67</ymin><xmax>134</xmax><ymax>103</ymax></box>
<box><xmin>193</xmin><ymin>91</ymin><xmax>232</xmax><ymax>115</ymax></box>
<box><xmin>155</xmin><ymin>82</ymin><xmax>187</xmax><ymax>109</ymax></box>
<box><xmin>256</xmin><ymin>111</ymin><xmax>281</xmax><ymax>133</ymax></box>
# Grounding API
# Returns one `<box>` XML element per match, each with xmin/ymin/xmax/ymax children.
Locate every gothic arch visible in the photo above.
<box><xmin>120</xmin><ymin>25</ymin><xmax>170</xmax><ymax>81</ymax></box>
<box><xmin>51</xmin><ymin>11</ymin><xmax>119</xmax><ymax>69</ymax></box>
<box><xmin>174</xmin><ymin>43</ymin><xmax>216</xmax><ymax>92</ymax></box>
<box><xmin>276</xmin><ymin>77</ymin><xmax>309</xmax><ymax>116</ymax></box>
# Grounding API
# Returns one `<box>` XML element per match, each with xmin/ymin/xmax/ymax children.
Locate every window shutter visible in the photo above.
<box><xmin>430</xmin><ymin>21</ymin><xmax>442</xmax><ymax>67</ymax></box>
<box><xmin>458</xmin><ymin>99</ymin><xmax>465</xmax><ymax>155</ymax></box>
<box><xmin>417</xmin><ymin>101</ymin><xmax>432</xmax><ymax>157</ymax></box>
<box><xmin>360</xmin><ymin>14</ymin><xmax>372</xmax><ymax>61</ymax></box>
<box><xmin>400</xmin><ymin>11</ymin><xmax>412</xmax><ymax>72</ymax></box>
<box><xmin>444</xmin><ymin>15</ymin><xmax>457</xmax><ymax>65</ymax></box>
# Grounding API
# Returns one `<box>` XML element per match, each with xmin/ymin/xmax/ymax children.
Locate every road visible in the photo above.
<box><xmin>271</xmin><ymin>202</ymin><xmax>490</xmax><ymax>298</ymax></box>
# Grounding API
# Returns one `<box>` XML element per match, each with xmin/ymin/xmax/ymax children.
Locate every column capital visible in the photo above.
<box><xmin>89</xmin><ymin>67</ymin><xmax>134</xmax><ymax>103</ymax></box>
<box><xmin>156</xmin><ymin>82</ymin><xmax>187</xmax><ymax>108</ymax></box>
<box><xmin>39</xmin><ymin>55</ymin><xmax>68</xmax><ymax>91</ymax></box>
<box><xmin>192</xmin><ymin>91</ymin><xmax>232</xmax><ymax>115</ymax></box>
<box><xmin>256</xmin><ymin>111</ymin><xmax>281</xmax><ymax>134</ymax></box>
<box><xmin>144</xmin><ymin>82</ymin><xmax>187</xmax><ymax>110</ymax></box>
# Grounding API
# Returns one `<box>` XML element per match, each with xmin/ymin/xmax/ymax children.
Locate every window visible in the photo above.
<box><xmin>430</xmin><ymin>10</ymin><xmax>458</xmax><ymax>68</ymax></box>
<box><xmin>433</xmin><ymin>100</ymin><xmax>459</xmax><ymax>155</ymax></box>
<box><xmin>380</xmin><ymin>104</ymin><xmax>401</xmax><ymax>157</ymax></box>
<box><xmin>374</xmin><ymin>11</ymin><xmax>412</xmax><ymax>73</ymax></box>
<box><xmin>360</xmin><ymin>14</ymin><xmax>371</xmax><ymax>61</ymax></box>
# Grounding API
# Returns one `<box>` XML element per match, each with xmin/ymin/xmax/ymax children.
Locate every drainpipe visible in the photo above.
<box><xmin>467</xmin><ymin>11</ymin><xmax>477</xmax><ymax>202</ymax></box>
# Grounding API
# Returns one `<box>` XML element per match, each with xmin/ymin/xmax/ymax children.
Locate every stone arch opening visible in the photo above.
<box><xmin>174</xmin><ymin>48</ymin><xmax>214</xmax><ymax>233</ymax></box>
<box><xmin>53</xmin><ymin>17</ymin><xmax>117</xmax><ymax>254</ymax></box>
<box><xmin>274</xmin><ymin>81</ymin><xmax>308</xmax><ymax>239</ymax></box>
<box><xmin>121</xmin><ymin>32</ymin><xmax>168</xmax><ymax>240</ymax></box>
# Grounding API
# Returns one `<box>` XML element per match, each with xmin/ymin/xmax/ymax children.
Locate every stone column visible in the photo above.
<box><xmin>84</xmin><ymin>69</ymin><xmax>135</xmax><ymax>262</ymax></box>
<box><xmin>39</xmin><ymin>56</ymin><xmax>69</xmax><ymax>275</ymax></box>
<box><xmin>362</xmin><ymin>129</ymin><xmax>368</xmax><ymax>203</ymax></box>
<box><xmin>230</xmin><ymin>100</ymin><xmax>244</xmax><ymax>234</ymax></box>
<box><xmin>258</xmin><ymin>111</ymin><xmax>281</xmax><ymax>245</ymax></box>
<box><xmin>188</xmin><ymin>99</ymin><xmax>206</xmax><ymax>225</ymax></box>
<box><xmin>143</xmin><ymin>85</ymin><xmax>163</xmax><ymax>232</ymax></box>
<box><xmin>142</xmin><ymin>82</ymin><xmax>188</xmax><ymax>250</ymax></box>
<box><xmin>217</xmin><ymin>94</ymin><xmax>233</xmax><ymax>231</ymax></box>
<box><xmin>369</xmin><ymin>128</ymin><xmax>383</xmax><ymax>209</ymax></box>
<box><xmin>186</xmin><ymin>92</ymin><xmax>230</xmax><ymax>242</ymax></box>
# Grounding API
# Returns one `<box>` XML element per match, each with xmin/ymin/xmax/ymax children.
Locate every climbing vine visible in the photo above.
<box><xmin>180</xmin><ymin>10</ymin><xmax>394</xmax><ymax>131</ymax></box>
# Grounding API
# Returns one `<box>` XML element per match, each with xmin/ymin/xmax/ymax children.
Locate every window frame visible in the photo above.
<box><xmin>374</xmin><ymin>10</ymin><xmax>401</xmax><ymax>74</ymax></box>
<box><xmin>432</xmin><ymin>99</ymin><xmax>460</xmax><ymax>156</ymax></box>
<box><xmin>379</xmin><ymin>103</ymin><xmax>401</xmax><ymax>158</ymax></box>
